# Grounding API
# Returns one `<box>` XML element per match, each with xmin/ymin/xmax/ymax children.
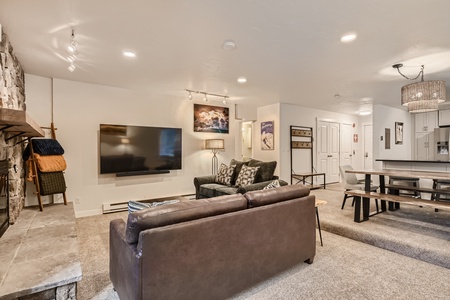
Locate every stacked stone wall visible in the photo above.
<box><xmin>0</xmin><ymin>32</ymin><xmax>27</xmax><ymax>224</ymax></box>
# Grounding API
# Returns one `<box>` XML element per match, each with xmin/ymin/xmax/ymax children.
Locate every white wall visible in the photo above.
<box><xmin>373</xmin><ymin>104</ymin><xmax>412</xmax><ymax>169</ymax></box>
<box><xmin>281</xmin><ymin>104</ymin><xmax>364</xmax><ymax>183</ymax></box>
<box><xmin>25</xmin><ymin>75</ymin><xmax>237</xmax><ymax>217</ymax></box>
<box><xmin>252</xmin><ymin>103</ymin><xmax>363</xmax><ymax>184</ymax></box>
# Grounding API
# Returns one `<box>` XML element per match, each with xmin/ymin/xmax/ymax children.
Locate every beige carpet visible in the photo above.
<box><xmin>75</xmin><ymin>186</ymin><xmax>450</xmax><ymax>299</ymax></box>
<box><xmin>310</xmin><ymin>183</ymin><xmax>450</xmax><ymax>269</ymax></box>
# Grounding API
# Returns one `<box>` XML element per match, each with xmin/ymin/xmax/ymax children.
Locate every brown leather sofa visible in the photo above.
<box><xmin>110</xmin><ymin>185</ymin><xmax>316</xmax><ymax>300</ymax></box>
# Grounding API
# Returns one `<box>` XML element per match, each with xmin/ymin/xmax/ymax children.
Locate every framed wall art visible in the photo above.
<box><xmin>261</xmin><ymin>121</ymin><xmax>274</xmax><ymax>150</ymax></box>
<box><xmin>395</xmin><ymin>122</ymin><xmax>403</xmax><ymax>145</ymax></box>
<box><xmin>193</xmin><ymin>104</ymin><xmax>229</xmax><ymax>133</ymax></box>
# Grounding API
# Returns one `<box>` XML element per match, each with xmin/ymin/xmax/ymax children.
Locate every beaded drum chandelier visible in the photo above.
<box><xmin>393</xmin><ymin>64</ymin><xmax>446</xmax><ymax>113</ymax></box>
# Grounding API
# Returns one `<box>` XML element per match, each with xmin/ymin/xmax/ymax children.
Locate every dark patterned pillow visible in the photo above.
<box><xmin>215</xmin><ymin>163</ymin><xmax>236</xmax><ymax>186</ymax></box>
<box><xmin>263</xmin><ymin>179</ymin><xmax>281</xmax><ymax>189</ymax></box>
<box><xmin>235</xmin><ymin>165</ymin><xmax>260</xmax><ymax>187</ymax></box>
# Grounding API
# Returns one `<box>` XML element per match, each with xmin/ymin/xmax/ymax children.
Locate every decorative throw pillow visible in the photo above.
<box><xmin>128</xmin><ymin>199</ymin><xmax>180</xmax><ymax>213</ymax></box>
<box><xmin>150</xmin><ymin>199</ymin><xmax>180</xmax><ymax>207</ymax></box>
<box><xmin>235</xmin><ymin>165</ymin><xmax>260</xmax><ymax>187</ymax></box>
<box><xmin>263</xmin><ymin>179</ymin><xmax>281</xmax><ymax>190</ymax></box>
<box><xmin>215</xmin><ymin>163</ymin><xmax>236</xmax><ymax>186</ymax></box>
<box><xmin>128</xmin><ymin>200</ymin><xmax>151</xmax><ymax>213</ymax></box>
<box><xmin>229</xmin><ymin>159</ymin><xmax>250</xmax><ymax>185</ymax></box>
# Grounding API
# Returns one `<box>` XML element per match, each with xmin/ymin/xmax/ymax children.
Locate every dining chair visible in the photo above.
<box><xmin>339</xmin><ymin>165</ymin><xmax>379</xmax><ymax>210</ymax></box>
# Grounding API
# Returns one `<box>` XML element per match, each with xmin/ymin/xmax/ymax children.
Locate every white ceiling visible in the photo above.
<box><xmin>1</xmin><ymin>0</ymin><xmax>450</xmax><ymax>115</ymax></box>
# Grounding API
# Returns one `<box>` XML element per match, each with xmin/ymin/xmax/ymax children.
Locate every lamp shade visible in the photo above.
<box><xmin>205</xmin><ymin>139</ymin><xmax>224</xmax><ymax>150</ymax></box>
<box><xmin>401</xmin><ymin>80</ymin><xmax>446</xmax><ymax>113</ymax></box>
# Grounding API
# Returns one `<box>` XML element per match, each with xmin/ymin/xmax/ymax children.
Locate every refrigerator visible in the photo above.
<box><xmin>434</xmin><ymin>128</ymin><xmax>450</xmax><ymax>161</ymax></box>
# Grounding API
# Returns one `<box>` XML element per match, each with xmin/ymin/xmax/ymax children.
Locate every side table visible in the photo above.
<box><xmin>315</xmin><ymin>199</ymin><xmax>327</xmax><ymax>246</ymax></box>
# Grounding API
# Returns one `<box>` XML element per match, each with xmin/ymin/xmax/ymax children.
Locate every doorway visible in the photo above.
<box><xmin>317</xmin><ymin>119</ymin><xmax>340</xmax><ymax>183</ymax></box>
<box><xmin>363</xmin><ymin>123</ymin><xmax>373</xmax><ymax>169</ymax></box>
<box><xmin>241</xmin><ymin>121</ymin><xmax>253</xmax><ymax>161</ymax></box>
<box><xmin>341</xmin><ymin>123</ymin><xmax>353</xmax><ymax>167</ymax></box>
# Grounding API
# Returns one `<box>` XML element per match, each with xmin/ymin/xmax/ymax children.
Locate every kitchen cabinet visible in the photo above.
<box><xmin>415</xmin><ymin>111</ymin><xmax>437</xmax><ymax>133</ymax></box>
<box><xmin>414</xmin><ymin>111</ymin><xmax>437</xmax><ymax>160</ymax></box>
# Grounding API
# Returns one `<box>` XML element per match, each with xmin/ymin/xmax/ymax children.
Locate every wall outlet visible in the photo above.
<box><xmin>75</xmin><ymin>197</ymin><xmax>80</xmax><ymax>204</ymax></box>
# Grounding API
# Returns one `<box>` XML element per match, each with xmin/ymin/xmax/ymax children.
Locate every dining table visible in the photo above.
<box><xmin>345</xmin><ymin>168</ymin><xmax>450</xmax><ymax>222</ymax></box>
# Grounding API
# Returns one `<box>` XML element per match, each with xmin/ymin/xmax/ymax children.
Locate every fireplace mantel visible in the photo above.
<box><xmin>0</xmin><ymin>108</ymin><xmax>44</xmax><ymax>140</ymax></box>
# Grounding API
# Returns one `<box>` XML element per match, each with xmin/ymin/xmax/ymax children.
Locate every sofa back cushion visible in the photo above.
<box><xmin>125</xmin><ymin>194</ymin><xmax>247</xmax><ymax>244</ymax></box>
<box><xmin>245</xmin><ymin>184</ymin><xmax>310</xmax><ymax>208</ymax></box>
<box><xmin>247</xmin><ymin>159</ymin><xmax>277</xmax><ymax>183</ymax></box>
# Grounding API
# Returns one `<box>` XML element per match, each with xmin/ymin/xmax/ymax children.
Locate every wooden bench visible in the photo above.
<box><xmin>384</xmin><ymin>184</ymin><xmax>450</xmax><ymax>197</ymax></box>
<box><xmin>345</xmin><ymin>189</ymin><xmax>450</xmax><ymax>222</ymax></box>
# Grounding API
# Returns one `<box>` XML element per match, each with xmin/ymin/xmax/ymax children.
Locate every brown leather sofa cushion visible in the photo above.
<box><xmin>245</xmin><ymin>184</ymin><xmax>310</xmax><ymax>208</ymax></box>
<box><xmin>125</xmin><ymin>194</ymin><xmax>247</xmax><ymax>244</ymax></box>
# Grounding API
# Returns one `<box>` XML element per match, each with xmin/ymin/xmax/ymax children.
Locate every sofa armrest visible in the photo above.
<box><xmin>193</xmin><ymin>175</ymin><xmax>216</xmax><ymax>199</ymax></box>
<box><xmin>110</xmin><ymin>219</ymin><xmax>141</xmax><ymax>300</ymax></box>
<box><xmin>236</xmin><ymin>179</ymin><xmax>288</xmax><ymax>194</ymax></box>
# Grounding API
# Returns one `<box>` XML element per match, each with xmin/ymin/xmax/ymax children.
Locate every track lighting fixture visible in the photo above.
<box><xmin>68</xmin><ymin>64</ymin><xmax>76</xmax><ymax>72</ymax></box>
<box><xmin>185</xmin><ymin>89</ymin><xmax>229</xmax><ymax>105</ymax></box>
<box><xmin>66</xmin><ymin>28</ymin><xmax>78</xmax><ymax>72</ymax></box>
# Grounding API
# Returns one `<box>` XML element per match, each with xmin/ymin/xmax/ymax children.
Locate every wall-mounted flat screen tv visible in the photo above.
<box><xmin>99</xmin><ymin>124</ymin><xmax>182</xmax><ymax>175</ymax></box>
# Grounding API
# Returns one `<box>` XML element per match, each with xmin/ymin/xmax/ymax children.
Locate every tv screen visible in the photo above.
<box><xmin>99</xmin><ymin>124</ymin><xmax>182</xmax><ymax>175</ymax></box>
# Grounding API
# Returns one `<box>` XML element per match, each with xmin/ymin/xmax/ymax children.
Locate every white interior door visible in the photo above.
<box><xmin>317</xmin><ymin>120</ymin><xmax>340</xmax><ymax>183</ymax></box>
<box><xmin>341</xmin><ymin>123</ymin><xmax>353</xmax><ymax>167</ymax></box>
<box><xmin>363</xmin><ymin>123</ymin><xmax>373</xmax><ymax>169</ymax></box>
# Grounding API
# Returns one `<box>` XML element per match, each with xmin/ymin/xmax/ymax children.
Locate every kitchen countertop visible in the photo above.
<box><xmin>376</xmin><ymin>159</ymin><xmax>450</xmax><ymax>163</ymax></box>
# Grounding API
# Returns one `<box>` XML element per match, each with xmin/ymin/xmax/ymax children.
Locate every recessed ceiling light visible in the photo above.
<box><xmin>123</xmin><ymin>51</ymin><xmax>136</xmax><ymax>58</ymax></box>
<box><xmin>237</xmin><ymin>77</ymin><xmax>247</xmax><ymax>83</ymax></box>
<box><xmin>340</xmin><ymin>33</ymin><xmax>357</xmax><ymax>43</ymax></box>
<box><xmin>359</xmin><ymin>110</ymin><xmax>371</xmax><ymax>116</ymax></box>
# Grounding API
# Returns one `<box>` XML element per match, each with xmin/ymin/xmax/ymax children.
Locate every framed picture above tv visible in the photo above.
<box><xmin>193</xmin><ymin>104</ymin><xmax>229</xmax><ymax>133</ymax></box>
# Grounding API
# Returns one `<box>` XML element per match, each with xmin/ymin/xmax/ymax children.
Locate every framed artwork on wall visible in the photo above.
<box><xmin>193</xmin><ymin>104</ymin><xmax>229</xmax><ymax>133</ymax></box>
<box><xmin>395</xmin><ymin>122</ymin><xmax>403</xmax><ymax>145</ymax></box>
<box><xmin>261</xmin><ymin>121</ymin><xmax>274</xmax><ymax>150</ymax></box>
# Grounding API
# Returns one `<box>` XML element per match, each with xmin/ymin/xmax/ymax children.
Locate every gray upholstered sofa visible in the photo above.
<box><xmin>194</xmin><ymin>158</ymin><xmax>287</xmax><ymax>199</ymax></box>
<box><xmin>110</xmin><ymin>185</ymin><xmax>316</xmax><ymax>300</ymax></box>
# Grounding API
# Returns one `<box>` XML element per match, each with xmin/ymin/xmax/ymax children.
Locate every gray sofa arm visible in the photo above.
<box><xmin>237</xmin><ymin>179</ymin><xmax>288</xmax><ymax>194</ymax></box>
<box><xmin>193</xmin><ymin>175</ymin><xmax>216</xmax><ymax>199</ymax></box>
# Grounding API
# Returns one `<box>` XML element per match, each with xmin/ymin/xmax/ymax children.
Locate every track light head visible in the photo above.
<box><xmin>185</xmin><ymin>89</ymin><xmax>229</xmax><ymax>104</ymax></box>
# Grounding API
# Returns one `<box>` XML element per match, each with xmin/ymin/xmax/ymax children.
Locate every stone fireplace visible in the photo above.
<box><xmin>0</xmin><ymin>160</ymin><xmax>8</xmax><ymax>236</ymax></box>
<box><xmin>0</xmin><ymin>31</ymin><xmax>28</xmax><ymax>228</ymax></box>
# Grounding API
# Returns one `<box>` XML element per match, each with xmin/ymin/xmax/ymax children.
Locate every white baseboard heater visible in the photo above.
<box><xmin>102</xmin><ymin>202</ymin><xmax>129</xmax><ymax>214</ymax></box>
